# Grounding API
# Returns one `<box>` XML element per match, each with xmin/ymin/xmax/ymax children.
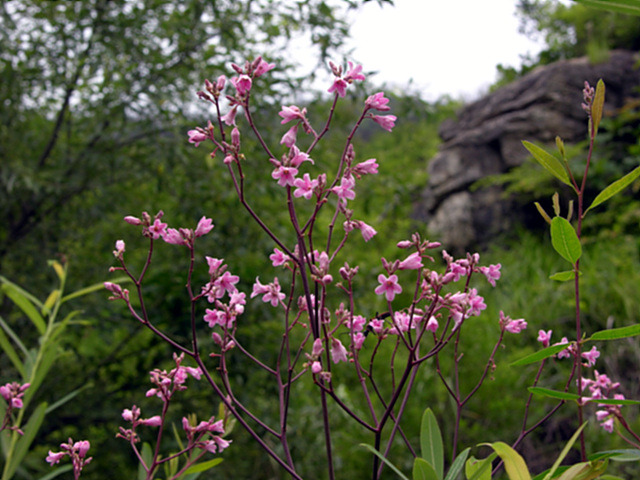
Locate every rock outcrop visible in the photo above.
<box><xmin>416</xmin><ymin>50</ymin><xmax>640</xmax><ymax>252</ymax></box>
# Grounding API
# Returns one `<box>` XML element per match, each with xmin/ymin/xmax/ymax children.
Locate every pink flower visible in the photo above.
<box><xmin>479</xmin><ymin>264</ymin><xmax>501</xmax><ymax>287</ymax></box>
<box><xmin>371</xmin><ymin>114</ymin><xmax>396</xmax><ymax>132</ymax></box>
<box><xmin>289</xmin><ymin>146</ymin><xmax>313</xmax><ymax>167</ymax></box>
<box><xmin>253</xmin><ymin>57</ymin><xmax>275</xmax><ymax>77</ymax></box>
<box><xmin>352</xmin><ymin>158</ymin><xmax>379</xmax><ymax>177</ymax></box>
<box><xmin>426</xmin><ymin>316</ymin><xmax>439</xmax><ymax>332</ymax></box>
<box><xmin>344</xmin><ymin>62</ymin><xmax>365</xmax><ymax>82</ymax></box>
<box><xmin>188</xmin><ymin>129</ymin><xmax>208</xmax><ymax>147</ymax></box>
<box><xmin>112</xmin><ymin>239</ymin><xmax>125</xmax><ymax>258</ymax></box>
<box><xmin>375</xmin><ymin>274</ymin><xmax>402</xmax><ymax>302</ymax></box>
<box><xmin>500</xmin><ymin>311</ymin><xmax>526</xmax><ymax>333</ymax></box>
<box><xmin>250</xmin><ymin>277</ymin><xmax>285</xmax><ymax>307</ymax></box>
<box><xmin>269</xmin><ymin>248</ymin><xmax>290</xmax><ymax>267</ymax></box>
<box><xmin>231</xmin><ymin>74</ymin><xmax>252</xmax><ymax>96</ymax></box>
<box><xmin>280</xmin><ymin>125</ymin><xmax>298</xmax><ymax>147</ymax></box>
<box><xmin>312</xmin><ymin>338</ymin><xmax>324</xmax><ymax>357</ymax></box>
<box><xmin>555</xmin><ymin>337</ymin><xmax>572</xmax><ymax>359</ymax></box>
<box><xmin>279</xmin><ymin>105</ymin><xmax>306</xmax><ymax>124</ymax></box>
<box><xmin>206</xmin><ymin>256</ymin><xmax>224</xmax><ymax>276</ymax></box>
<box><xmin>140</xmin><ymin>416</ymin><xmax>162</xmax><ymax>427</ymax></box>
<box><xmin>398</xmin><ymin>252</ymin><xmax>423</xmax><ymax>270</ymax></box>
<box><xmin>365</xmin><ymin>92</ymin><xmax>391</xmax><ymax>111</ymax></box>
<box><xmin>467</xmin><ymin>289</ymin><xmax>486</xmax><ymax>317</ymax></box>
<box><xmin>330</xmin><ymin>338</ymin><xmax>348</xmax><ymax>363</ymax></box>
<box><xmin>293</xmin><ymin>173</ymin><xmax>318</xmax><ymax>199</ymax></box>
<box><xmin>272</xmin><ymin>165</ymin><xmax>298</xmax><ymax>187</ymax></box>
<box><xmin>221</xmin><ymin>105</ymin><xmax>238</xmax><ymax>126</ymax></box>
<box><xmin>195</xmin><ymin>216</ymin><xmax>214</xmax><ymax>237</ymax></box>
<box><xmin>537</xmin><ymin>329</ymin><xmax>552</xmax><ymax>347</ymax></box>
<box><xmin>46</xmin><ymin>451</ymin><xmax>66</xmax><ymax>465</ymax></box>
<box><xmin>328</xmin><ymin>77</ymin><xmax>348</xmax><ymax>97</ymax></box>
<box><xmin>163</xmin><ymin>228</ymin><xmax>188</xmax><ymax>245</ymax></box>
<box><xmin>355</xmin><ymin>220</ymin><xmax>377</xmax><ymax>242</ymax></box>
<box><xmin>148</xmin><ymin>218</ymin><xmax>167</xmax><ymax>239</ymax></box>
<box><xmin>332</xmin><ymin>175</ymin><xmax>356</xmax><ymax>202</ymax></box>
<box><xmin>582</xmin><ymin>346</ymin><xmax>600</xmax><ymax>367</ymax></box>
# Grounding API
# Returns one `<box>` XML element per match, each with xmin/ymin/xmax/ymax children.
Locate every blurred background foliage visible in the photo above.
<box><xmin>1</xmin><ymin>0</ymin><xmax>640</xmax><ymax>478</ymax></box>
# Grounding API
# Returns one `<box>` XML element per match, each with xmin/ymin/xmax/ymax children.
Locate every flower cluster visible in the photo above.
<box><xmin>46</xmin><ymin>439</ymin><xmax>92</xmax><ymax>480</ymax></box>
<box><xmin>581</xmin><ymin>370</ymin><xmax>624</xmax><ymax>433</ymax></box>
<box><xmin>0</xmin><ymin>382</ymin><xmax>29</xmax><ymax>434</ymax></box>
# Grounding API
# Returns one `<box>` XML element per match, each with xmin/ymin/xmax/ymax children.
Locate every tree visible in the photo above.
<box><xmin>0</xmin><ymin>0</ymin><xmax>393</xmax><ymax>282</ymax></box>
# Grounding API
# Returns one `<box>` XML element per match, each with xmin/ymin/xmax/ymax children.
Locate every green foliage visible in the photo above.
<box><xmin>0</xmin><ymin>261</ymin><xmax>108</xmax><ymax>479</ymax></box>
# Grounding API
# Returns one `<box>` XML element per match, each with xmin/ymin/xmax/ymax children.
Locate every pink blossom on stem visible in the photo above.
<box><xmin>328</xmin><ymin>78</ymin><xmax>348</xmax><ymax>97</ymax></box>
<box><xmin>0</xmin><ymin>382</ymin><xmax>29</xmax><ymax>410</ymax></box>
<box><xmin>46</xmin><ymin>438</ymin><xmax>92</xmax><ymax>479</ymax></box>
<box><xmin>479</xmin><ymin>264</ymin><xmax>501</xmax><ymax>287</ymax></box>
<box><xmin>221</xmin><ymin>105</ymin><xmax>238</xmax><ymax>126</ymax></box>
<box><xmin>365</xmin><ymin>92</ymin><xmax>391</xmax><ymax>111</ymax></box>
<box><xmin>426</xmin><ymin>316</ymin><xmax>439</xmax><ymax>332</ymax></box>
<box><xmin>344</xmin><ymin>61</ymin><xmax>365</xmax><ymax>83</ymax></box>
<box><xmin>279</xmin><ymin>105</ymin><xmax>306</xmax><ymax>124</ymax></box>
<box><xmin>112</xmin><ymin>240</ymin><xmax>125</xmax><ymax>258</ymax></box>
<box><xmin>355</xmin><ymin>220</ymin><xmax>377</xmax><ymax>242</ymax></box>
<box><xmin>289</xmin><ymin>145</ymin><xmax>314</xmax><ymax>167</ymax></box>
<box><xmin>330</xmin><ymin>338</ymin><xmax>348</xmax><ymax>363</ymax></box>
<box><xmin>280</xmin><ymin>124</ymin><xmax>298</xmax><ymax>147</ymax></box>
<box><xmin>253</xmin><ymin>57</ymin><xmax>275</xmax><ymax>77</ymax></box>
<box><xmin>332</xmin><ymin>175</ymin><xmax>356</xmax><ymax>202</ymax></box>
<box><xmin>537</xmin><ymin>329</ymin><xmax>552</xmax><ymax>347</ymax></box>
<box><xmin>375</xmin><ymin>274</ymin><xmax>402</xmax><ymax>302</ymax></box>
<box><xmin>467</xmin><ymin>288</ymin><xmax>486</xmax><ymax>317</ymax></box>
<box><xmin>272</xmin><ymin>165</ymin><xmax>298</xmax><ymax>187</ymax></box>
<box><xmin>188</xmin><ymin>129</ymin><xmax>208</xmax><ymax>147</ymax></box>
<box><xmin>582</xmin><ymin>346</ymin><xmax>600</xmax><ymax>367</ymax></box>
<box><xmin>195</xmin><ymin>216</ymin><xmax>214</xmax><ymax>237</ymax></box>
<box><xmin>270</xmin><ymin>248</ymin><xmax>290</xmax><ymax>267</ymax></box>
<box><xmin>293</xmin><ymin>173</ymin><xmax>318</xmax><ymax>199</ymax></box>
<box><xmin>231</xmin><ymin>74</ymin><xmax>252</xmax><ymax>96</ymax></box>
<box><xmin>250</xmin><ymin>277</ymin><xmax>285</xmax><ymax>307</ymax></box>
<box><xmin>148</xmin><ymin>218</ymin><xmax>168</xmax><ymax>239</ymax></box>
<box><xmin>398</xmin><ymin>252</ymin><xmax>423</xmax><ymax>270</ymax></box>
<box><xmin>352</xmin><ymin>158</ymin><xmax>379</xmax><ymax>177</ymax></box>
<box><xmin>370</xmin><ymin>114</ymin><xmax>397</xmax><ymax>132</ymax></box>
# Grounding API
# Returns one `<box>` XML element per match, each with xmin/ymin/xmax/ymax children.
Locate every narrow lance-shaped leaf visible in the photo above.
<box><xmin>360</xmin><ymin>444</ymin><xmax>410</xmax><ymax>480</ymax></box>
<box><xmin>0</xmin><ymin>284</ymin><xmax>46</xmax><ymax>335</ymax></box>
<box><xmin>550</xmin><ymin>217</ymin><xmax>581</xmax><ymax>264</ymax></box>
<box><xmin>511</xmin><ymin>343</ymin><xmax>570</xmax><ymax>366</ymax></box>
<box><xmin>528</xmin><ymin>387</ymin><xmax>581</xmax><ymax>402</ymax></box>
<box><xmin>465</xmin><ymin>454</ymin><xmax>496</xmax><ymax>480</ymax></box>
<box><xmin>522</xmin><ymin>141</ymin><xmax>574</xmax><ymax>190</ymax></box>
<box><xmin>183</xmin><ymin>457</ymin><xmax>223</xmax><ymax>474</ymax></box>
<box><xmin>590</xmin><ymin>323</ymin><xmax>640</xmax><ymax>341</ymax></box>
<box><xmin>444</xmin><ymin>447</ymin><xmax>470</xmax><ymax>480</ymax></box>
<box><xmin>420</xmin><ymin>408</ymin><xmax>444</xmax><ymax>480</ymax></box>
<box><xmin>584</xmin><ymin>165</ymin><xmax>640</xmax><ymax>215</ymax></box>
<box><xmin>542</xmin><ymin>423</ymin><xmax>588</xmax><ymax>480</ymax></box>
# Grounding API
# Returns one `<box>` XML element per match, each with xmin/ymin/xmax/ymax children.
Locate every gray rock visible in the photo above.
<box><xmin>416</xmin><ymin>50</ymin><xmax>640</xmax><ymax>253</ymax></box>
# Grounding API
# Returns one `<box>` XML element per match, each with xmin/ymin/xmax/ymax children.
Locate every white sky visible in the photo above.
<box><xmin>343</xmin><ymin>0</ymin><xmax>548</xmax><ymax>101</ymax></box>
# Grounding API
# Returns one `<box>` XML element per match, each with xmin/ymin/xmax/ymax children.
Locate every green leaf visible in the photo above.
<box><xmin>528</xmin><ymin>387</ymin><xmax>581</xmax><ymax>402</ymax></box>
<box><xmin>61</xmin><ymin>276</ymin><xmax>129</xmax><ymax>303</ymax></box>
<box><xmin>590</xmin><ymin>323</ymin><xmax>640</xmax><ymax>341</ymax></box>
<box><xmin>575</xmin><ymin>0</ymin><xmax>640</xmax><ymax>16</ymax></box>
<box><xmin>511</xmin><ymin>343</ymin><xmax>570</xmax><ymax>366</ymax></box>
<box><xmin>542</xmin><ymin>423</ymin><xmax>587</xmax><ymax>480</ymax></box>
<box><xmin>483</xmin><ymin>442</ymin><xmax>531</xmax><ymax>480</ymax></box>
<box><xmin>138</xmin><ymin>442</ymin><xmax>154</xmax><ymax>480</ymax></box>
<box><xmin>549</xmin><ymin>270</ymin><xmax>576</xmax><ymax>282</ymax></box>
<box><xmin>0</xmin><ymin>283</ymin><xmax>46</xmax><ymax>335</ymax></box>
<box><xmin>465</xmin><ymin>453</ymin><xmax>496</xmax><ymax>480</ymax></box>
<box><xmin>591</xmin><ymin>79</ymin><xmax>605</xmax><ymax>134</ymax></box>
<box><xmin>445</xmin><ymin>448</ymin><xmax>470</xmax><ymax>480</ymax></box>
<box><xmin>45</xmin><ymin>383</ymin><xmax>93</xmax><ymax>414</ymax></box>
<box><xmin>360</xmin><ymin>444</ymin><xmax>410</xmax><ymax>480</ymax></box>
<box><xmin>420</xmin><ymin>408</ymin><xmax>444</xmax><ymax>480</ymax></box>
<box><xmin>0</xmin><ymin>317</ymin><xmax>26</xmax><ymax>377</ymax></box>
<box><xmin>522</xmin><ymin>141</ymin><xmax>574</xmax><ymax>189</ymax></box>
<box><xmin>555</xmin><ymin>460</ymin><xmax>607</xmax><ymax>480</ymax></box>
<box><xmin>585</xmin><ymin>165</ymin><xmax>640</xmax><ymax>215</ymax></box>
<box><xmin>585</xmin><ymin>398</ymin><xmax>640</xmax><ymax>406</ymax></box>
<box><xmin>42</xmin><ymin>289</ymin><xmax>60</xmax><ymax>316</ymax></box>
<box><xmin>183</xmin><ymin>457</ymin><xmax>223</xmax><ymax>474</ymax></box>
<box><xmin>413</xmin><ymin>458</ymin><xmax>440</xmax><ymax>480</ymax></box>
<box><xmin>4</xmin><ymin>402</ymin><xmax>48</xmax><ymax>480</ymax></box>
<box><xmin>550</xmin><ymin>217</ymin><xmax>582</xmax><ymax>264</ymax></box>
<box><xmin>589</xmin><ymin>449</ymin><xmax>640</xmax><ymax>462</ymax></box>
<box><xmin>35</xmin><ymin>464</ymin><xmax>73</xmax><ymax>480</ymax></box>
